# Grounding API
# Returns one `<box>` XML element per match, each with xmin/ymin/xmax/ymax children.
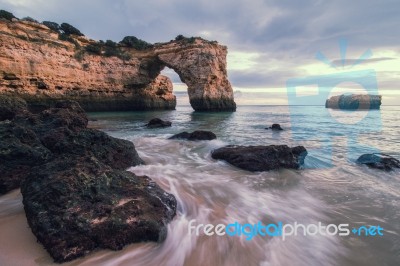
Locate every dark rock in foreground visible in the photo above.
<box><xmin>22</xmin><ymin>157</ymin><xmax>176</xmax><ymax>263</ymax></box>
<box><xmin>266</xmin><ymin>124</ymin><xmax>283</xmax><ymax>130</ymax></box>
<box><xmin>0</xmin><ymin>97</ymin><xmax>143</xmax><ymax>194</ymax></box>
<box><xmin>0</xmin><ymin>95</ymin><xmax>176</xmax><ymax>262</ymax></box>
<box><xmin>169</xmin><ymin>130</ymin><xmax>217</xmax><ymax>141</ymax></box>
<box><xmin>357</xmin><ymin>153</ymin><xmax>400</xmax><ymax>171</ymax></box>
<box><xmin>146</xmin><ymin>118</ymin><xmax>172</xmax><ymax>128</ymax></box>
<box><xmin>211</xmin><ymin>145</ymin><xmax>307</xmax><ymax>171</ymax></box>
<box><xmin>325</xmin><ymin>94</ymin><xmax>382</xmax><ymax>110</ymax></box>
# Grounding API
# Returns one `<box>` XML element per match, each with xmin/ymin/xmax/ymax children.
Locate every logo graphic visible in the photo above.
<box><xmin>286</xmin><ymin>39</ymin><xmax>381</xmax><ymax>168</ymax></box>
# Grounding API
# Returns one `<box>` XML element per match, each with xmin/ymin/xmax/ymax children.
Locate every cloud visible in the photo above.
<box><xmin>0</xmin><ymin>0</ymin><xmax>399</xmax><ymax>102</ymax></box>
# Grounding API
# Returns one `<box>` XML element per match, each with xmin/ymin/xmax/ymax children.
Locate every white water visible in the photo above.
<box><xmin>0</xmin><ymin>106</ymin><xmax>399</xmax><ymax>266</ymax></box>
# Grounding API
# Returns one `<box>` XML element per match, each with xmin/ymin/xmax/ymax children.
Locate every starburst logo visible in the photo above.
<box><xmin>315</xmin><ymin>39</ymin><xmax>373</xmax><ymax>69</ymax></box>
<box><xmin>286</xmin><ymin>39</ymin><xmax>382</xmax><ymax>168</ymax></box>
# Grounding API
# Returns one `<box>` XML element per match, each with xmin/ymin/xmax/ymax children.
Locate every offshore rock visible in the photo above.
<box><xmin>211</xmin><ymin>145</ymin><xmax>307</xmax><ymax>171</ymax></box>
<box><xmin>146</xmin><ymin>118</ymin><xmax>172</xmax><ymax>128</ymax></box>
<box><xmin>266</xmin><ymin>124</ymin><xmax>283</xmax><ymax>130</ymax></box>
<box><xmin>357</xmin><ymin>153</ymin><xmax>400</xmax><ymax>171</ymax></box>
<box><xmin>169</xmin><ymin>130</ymin><xmax>217</xmax><ymax>141</ymax></box>
<box><xmin>0</xmin><ymin>19</ymin><xmax>235</xmax><ymax>111</ymax></box>
<box><xmin>325</xmin><ymin>94</ymin><xmax>382</xmax><ymax>110</ymax></box>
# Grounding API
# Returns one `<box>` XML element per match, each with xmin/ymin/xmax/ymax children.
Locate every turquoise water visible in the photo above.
<box><xmin>0</xmin><ymin>105</ymin><xmax>399</xmax><ymax>265</ymax></box>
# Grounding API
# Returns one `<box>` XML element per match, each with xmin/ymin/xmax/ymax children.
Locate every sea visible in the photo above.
<box><xmin>0</xmin><ymin>104</ymin><xmax>399</xmax><ymax>266</ymax></box>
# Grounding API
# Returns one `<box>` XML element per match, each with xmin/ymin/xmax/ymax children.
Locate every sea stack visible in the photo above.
<box><xmin>325</xmin><ymin>94</ymin><xmax>382</xmax><ymax>110</ymax></box>
<box><xmin>0</xmin><ymin>19</ymin><xmax>236</xmax><ymax>112</ymax></box>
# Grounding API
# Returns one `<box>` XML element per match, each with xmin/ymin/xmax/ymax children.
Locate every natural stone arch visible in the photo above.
<box><xmin>154</xmin><ymin>39</ymin><xmax>236</xmax><ymax>111</ymax></box>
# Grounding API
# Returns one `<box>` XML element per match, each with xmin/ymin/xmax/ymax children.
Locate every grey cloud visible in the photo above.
<box><xmin>1</xmin><ymin>0</ymin><xmax>399</xmax><ymax>93</ymax></box>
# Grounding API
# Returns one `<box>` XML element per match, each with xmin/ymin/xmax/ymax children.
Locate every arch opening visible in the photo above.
<box><xmin>160</xmin><ymin>67</ymin><xmax>189</xmax><ymax>106</ymax></box>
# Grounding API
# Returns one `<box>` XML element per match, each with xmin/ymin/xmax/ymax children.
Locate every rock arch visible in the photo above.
<box><xmin>154</xmin><ymin>39</ymin><xmax>236</xmax><ymax>111</ymax></box>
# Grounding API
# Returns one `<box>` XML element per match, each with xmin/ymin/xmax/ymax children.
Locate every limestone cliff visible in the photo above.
<box><xmin>0</xmin><ymin>19</ymin><xmax>236</xmax><ymax>111</ymax></box>
<box><xmin>325</xmin><ymin>94</ymin><xmax>382</xmax><ymax>110</ymax></box>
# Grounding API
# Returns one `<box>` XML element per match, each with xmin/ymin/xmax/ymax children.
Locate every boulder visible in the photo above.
<box><xmin>211</xmin><ymin>145</ymin><xmax>307</xmax><ymax>171</ymax></box>
<box><xmin>169</xmin><ymin>130</ymin><xmax>217</xmax><ymax>141</ymax></box>
<box><xmin>1</xmin><ymin>96</ymin><xmax>177</xmax><ymax>262</ymax></box>
<box><xmin>357</xmin><ymin>153</ymin><xmax>400</xmax><ymax>171</ymax></box>
<box><xmin>22</xmin><ymin>157</ymin><xmax>176</xmax><ymax>263</ymax></box>
<box><xmin>0</xmin><ymin>98</ymin><xmax>143</xmax><ymax>194</ymax></box>
<box><xmin>325</xmin><ymin>94</ymin><xmax>382</xmax><ymax>110</ymax></box>
<box><xmin>266</xmin><ymin>124</ymin><xmax>283</xmax><ymax>130</ymax></box>
<box><xmin>146</xmin><ymin>118</ymin><xmax>172</xmax><ymax>128</ymax></box>
<box><xmin>0</xmin><ymin>94</ymin><xmax>28</xmax><ymax>121</ymax></box>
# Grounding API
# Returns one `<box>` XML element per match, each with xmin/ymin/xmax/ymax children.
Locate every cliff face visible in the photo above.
<box><xmin>325</xmin><ymin>94</ymin><xmax>382</xmax><ymax>110</ymax></box>
<box><xmin>0</xmin><ymin>19</ymin><xmax>236</xmax><ymax>111</ymax></box>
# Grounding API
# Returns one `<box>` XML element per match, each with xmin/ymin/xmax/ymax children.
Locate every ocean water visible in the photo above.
<box><xmin>0</xmin><ymin>105</ymin><xmax>399</xmax><ymax>266</ymax></box>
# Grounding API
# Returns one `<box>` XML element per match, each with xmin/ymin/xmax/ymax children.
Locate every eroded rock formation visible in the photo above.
<box><xmin>325</xmin><ymin>94</ymin><xmax>382</xmax><ymax>110</ymax></box>
<box><xmin>211</xmin><ymin>145</ymin><xmax>308</xmax><ymax>171</ymax></box>
<box><xmin>0</xmin><ymin>19</ymin><xmax>236</xmax><ymax>111</ymax></box>
<box><xmin>0</xmin><ymin>95</ymin><xmax>177</xmax><ymax>262</ymax></box>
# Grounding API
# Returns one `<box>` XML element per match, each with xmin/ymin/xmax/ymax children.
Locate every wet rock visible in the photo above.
<box><xmin>169</xmin><ymin>130</ymin><xmax>217</xmax><ymax>141</ymax></box>
<box><xmin>0</xmin><ymin>97</ymin><xmax>143</xmax><ymax>194</ymax></box>
<box><xmin>0</xmin><ymin>122</ymin><xmax>52</xmax><ymax>194</ymax></box>
<box><xmin>357</xmin><ymin>153</ymin><xmax>400</xmax><ymax>171</ymax></box>
<box><xmin>266</xmin><ymin>124</ymin><xmax>283</xmax><ymax>130</ymax></box>
<box><xmin>211</xmin><ymin>145</ymin><xmax>307</xmax><ymax>171</ymax></box>
<box><xmin>146</xmin><ymin>118</ymin><xmax>172</xmax><ymax>128</ymax></box>
<box><xmin>325</xmin><ymin>94</ymin><xmax>382</xmax><ymax>110</ymax></box>
<box><xmin>1</xmin><ymin>96</ymin><xmax>176</xmax><ymax>262</ymax></box>
<box><xmin>21</xmin><ymin>157</ymin><xmax>176</xmax><ymax>263</ymax></box>
<box><xmin>0</xmin><ymin>94</ymin><xmax>28</xmax><ymax>121</ymax></box>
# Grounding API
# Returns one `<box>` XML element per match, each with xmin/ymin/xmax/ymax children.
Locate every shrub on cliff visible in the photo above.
<box><xmin>0</xmin><ymin>10</ymin><xmax>16</xmax><ymax>21</ymax></box>
<box><xmin>174</xmin><ymin>34</ymin><xmax>197</xmax><ymax>44</ymax></box>
<box><xmin>104</xmin><ymin>40</ymin><xmax>119</xmax><ymax>57</ymax></box>
<box><xmin>85</xmin><ymin>43</ymin><xmax>103</xmax><ymax>55</ymax></box>
<box><xmin>42</xmin><ymin>21</ymin><xmax>60</xmax><ymax>32</ymax></box>
<box><xmin>119</xmin><ymin>36</ymin><xmax>153</xmax><ymax>50</ymax></box>
<box><xmin>60</xmin><ymin>22</ymin><xmax>84</xmax><ymax>36</ymax></box>
<box><xmin>21</xmin><ymin>16</ymin><xmax>39</xmax><ymax>23</ymax></box>
<box><xmin>175</xmin><ymin>34</ymin><xmax>185</xmax><ymax>41</ymax></box>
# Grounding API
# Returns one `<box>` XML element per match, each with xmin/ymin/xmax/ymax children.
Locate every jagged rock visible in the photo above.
<box><xmin>266</xmin><ymin>124</ymin><xmax>283</xmax><ymax>130</ymax></box>
<box><xmin>0</xmin><ymin>97</ymin><xmax>143</xmax><ymax>194</ymax></box>
<box><xmin>169</xmin><ymin>130</ymin><xmax>217</xmax><ymax>141</ymax></box>
<box><xmin>1</xmin><ymin>96</ymin><xmax>176</xmax><ymax>262</ymax></box>
<box><xmin>325</xmin><ymin>94</ymin><xmax>382</xmax><ymax>110</ymax></box>
<box><xmin>0</xmin><ymin>19</ymin><xmax>235</xmax><ymax>111</ymax></box>
<box><xmin>0</xmin><ymin>94</ymin><xmax>28</xmax><ymax>120</ymax></box>
<box><xmin>357</xmin><ymin>153</ymin><xmax>400</xmax><ymax>171</ymax></box>
<box><xmin>146</xmin><ymin>118</ymin><xmax>172</xmax><ymax>128</ymax></box>
<box><xmin>22</xmin><ymin>157</ymin><xmax>176</xmax><ymax>263</ymax></box>
<box><xmin>211</xmin><ymin>145</ymin><xmax>307</xmax><ymax>171</ymax></box>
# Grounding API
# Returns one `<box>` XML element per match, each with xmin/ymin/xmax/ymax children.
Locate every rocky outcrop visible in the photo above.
<box><xmin>0</xmin><ymin>19</ymin><xmax>235</xmax><ymax>111</ymax></box>
<box><xmin>0</xmin><ymin>95</ymin><xmax>177</xmax><ymax>262</ymax></box>
<box><xmin>211</xmin><ymin>145</ymin><xmax>307</xmax><ymax>171</ymax></box>
<box><xmin>22</xmin><ymin>157</ymin><xmax>176</xmax><ymax>263</ymax></box>
<box><xmin>266</xmin><ymin>124</ymin><xmax>283</xmax><ymax>130</ymax></box>
<box><xmin>146</xmin><ymin>118</ymin><xmax>172</xmax><ymax>128</ymax></box>
<box><xmin>325</xmin><ymin>94</ymin><xmax>382</xmax><ymax>110</ymax></box>
<box><xmin>169</xmin><ymin>130</ymin><xmax>217</xmax><ymax>141</ymax></box>
<box><xmin>0</xmin><ymin>96</ymin><xmax>143</xmax><ymax>194</ymax></box>
<box><xmin>357</xmin><ymin>153</ymin><xmax>400</xmax><ymax>171</ymax></box>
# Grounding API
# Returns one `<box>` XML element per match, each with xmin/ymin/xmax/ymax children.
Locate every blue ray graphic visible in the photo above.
<box><xmin>339</xmin><ymin>39</ymin><xmax>347</xmax><ymax>67</ymax></box>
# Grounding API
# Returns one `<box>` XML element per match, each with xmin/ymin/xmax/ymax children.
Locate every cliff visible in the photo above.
<box><xmin>0</xmin><ymin>19</ymin><xmax>236</xmax><ymax>111</ymax></box>
<box><xmin>325</xmin><ymin>94</ymin><xmax>382</xmax><ymax>110</ymax></box>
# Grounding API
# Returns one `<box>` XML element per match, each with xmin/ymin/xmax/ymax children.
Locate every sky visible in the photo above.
<box><xmin>1</xmin><ymin>0</ymin><xmax>399</xmax><ymax>105</ymax></box>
